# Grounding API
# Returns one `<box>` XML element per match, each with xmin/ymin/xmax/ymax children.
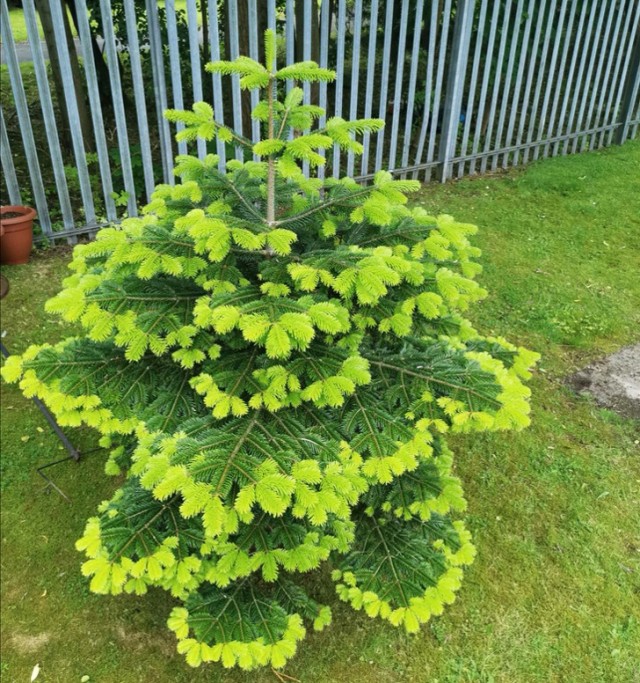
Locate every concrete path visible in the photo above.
<box><xmin>0</xmin><ymin>37</ymin><xmax>86</xmax><ymax>64</ymax></box>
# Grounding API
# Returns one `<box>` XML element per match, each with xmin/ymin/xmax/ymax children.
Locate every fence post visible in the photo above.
<box><xmin>438</xmin><ymin>0</ymin><xmax>476</xmax><ymax>182</ymax></box>
<box><xmin>614</xmin><ymin>27</ymin><xmax>640</xmax><ymax>145</ymax></box>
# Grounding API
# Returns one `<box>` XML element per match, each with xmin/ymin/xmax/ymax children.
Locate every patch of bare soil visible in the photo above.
<box><xmin>10</xmin><ymin>631</ymin><xmax>51</xmax><ymax>653</ymax></box>
<box><xmin>114</xmin><ymin>624</ymin><xmax>175</xmax><ymax>656</ymax></box>
<box><xmin>567</xmin><ymin>344</ymin><xmax>640</xmax><ymax>420</ymax></box>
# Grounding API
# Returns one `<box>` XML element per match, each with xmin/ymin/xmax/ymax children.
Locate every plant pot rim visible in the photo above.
<box><xmin>0</xmin><ymin>205</ymin><xmax>37</xmax><ymax>226</ymax></box>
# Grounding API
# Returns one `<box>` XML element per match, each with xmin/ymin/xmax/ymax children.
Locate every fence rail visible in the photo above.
<box><xmin>1</xmin><ymin>0</ymin><xmax>639</xmax><ymax>240</ymax></box>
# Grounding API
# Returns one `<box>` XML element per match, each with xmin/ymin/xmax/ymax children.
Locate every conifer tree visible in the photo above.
<box><xmin>2</xmin><ymin>31</ymin><xmax>539</xmax><ymax>671</ymax></box>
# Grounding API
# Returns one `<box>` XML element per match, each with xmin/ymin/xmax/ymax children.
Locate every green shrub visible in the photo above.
<box><xmin>2</xmin><ymin>31</ymin><xmax>538</xmax><ymax>672</ymax></box>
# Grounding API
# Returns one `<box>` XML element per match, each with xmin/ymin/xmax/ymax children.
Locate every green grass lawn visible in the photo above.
<box><xmin>4</xmin><ymin>7</ymin><xmax>42</xmax><ymax>43</ymax></box>
<box><xmin>3</xmin><ymin>6</ymin><xmax>78</xmax><ymax>43</ymax></box>
<box><xmin>1</xmin><ymin>140</ymin><xmax>639</xmax><ymax>682</ymax></box>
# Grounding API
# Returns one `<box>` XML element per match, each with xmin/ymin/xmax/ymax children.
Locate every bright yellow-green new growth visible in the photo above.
<box><xmin>1</xmin><ymin>29</ymin><xmax>538</xmax><ymax>672</ymax></box>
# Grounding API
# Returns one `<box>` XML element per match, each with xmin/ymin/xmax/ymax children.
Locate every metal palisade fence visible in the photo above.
<box><xmin>1</xmin><ymin>0</ymin><xmax>639</xmax><ymax>240</ymax></box>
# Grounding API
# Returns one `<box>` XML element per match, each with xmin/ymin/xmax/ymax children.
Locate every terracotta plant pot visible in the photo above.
<box><xmin>0</xmin><ymin>205</ymin><xmax>36</xmax><ymax>265</ymax></box>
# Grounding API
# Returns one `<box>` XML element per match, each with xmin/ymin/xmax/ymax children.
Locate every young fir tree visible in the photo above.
<box><xmin>2</xmin><ymin>32</ymin><xmax>538</xmax><ymax>671</ymax></box>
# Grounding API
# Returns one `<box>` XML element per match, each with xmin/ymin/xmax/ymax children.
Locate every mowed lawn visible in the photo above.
<box><xmin>1</xmin><ymin>139</ymin><xmax>639</xmax><ymax>683</ymax></box>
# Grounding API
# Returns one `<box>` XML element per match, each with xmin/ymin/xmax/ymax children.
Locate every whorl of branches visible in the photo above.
<box><xmin>2</xmin><ymin>30</ymin><xmax>538</xmax><ymax>672</ymax></box>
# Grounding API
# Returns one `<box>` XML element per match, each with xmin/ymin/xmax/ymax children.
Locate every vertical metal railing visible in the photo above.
<box><xmin>0</xmin><ymin>107</ymin><xmax>22</xmax><ymax>206</ymax></box>
<box><xmin>208</xmin><ymin>0</ymin><xmax>227</xmax><ymax>167</ymax></box>
<box><xmin>48</xmin><ymin>0</ymin><xmax>95</xmax><ymax>226</ymax></box>
<box><xmin>317</xmin><ymin>0</ymin><xmax>331</xmax><ymax>181</ymax></box>
<box><xmin>123</xmin><ymin>0</ymin><xmax>155</xmax><ymax>199</ymax></box>
<box><xmin>332</xmin><ymin>0</ymin><xmax>347</xmax><ymax>177</ymax></box>
<box><xmin>23</xmin><ymin>0</ymin><xmax>74</xmax><ymax>230</ymax></box>
<box><xmin>166</xmin><ymin>0</ymin><xmax>188</xmax><ymax>157</ymax></box>
<box><xmin>387</xmin><ymin>0</ymin><xmax>409</xmax><ymax>172</ymax></box>
<box><xmin>610</xmin><ymin>1</ymin><xmax>640</xmax><ymax>146</ymax></box>
<box><xmin>532</xmin><ymin>0</ymin><xmax>569</xmax><ymax>163</ymax></box>
<box><xmin>439</xmin><ymin>0</ymin><xmax>474</xmax><ymax>181</ymax></box>
<box><xmin>1</xmin><ymin>0</ymin><xmax>638</xmax><ymax>240</ymax></box>
<box><xmin>598</xmin><ymin>1</ymin><xmax>637</xmax><ymax>148</ymax></box>
<box><xmin>73</xmin><ymin>0</ymin><xmax>116</xmax><ymax>222</ymax></box>
<box><xmin>374</xmin><ymin>0</ymin><xmax>395</xmax><ymax>175</ymax></box>
<box><xmin>1</xmin><ymin>0</ymin><xmax>50</xmax><ymax>233</ymax></box>
<box><xmin>99</xmin><ymin>0</ymin><xmax>137</xmax><ymax>215</ymax></box>
<box><xmin>346</xmin><ymin>0</ymin><xmax>363</xmax><ymax>177</ymax></box>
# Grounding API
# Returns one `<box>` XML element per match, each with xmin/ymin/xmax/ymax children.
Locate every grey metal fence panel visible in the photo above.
<box><xmin>458</xmin><ymin>0</ymin><xmax>487</xmax><ymax>177</ymax></box>
<box><xmin>401</xmin><ymin>0</ymin><xmax>425</xmax><ymax>175</ymax></box>
<box><xmin>513</xmin><ymin>0</ymin><xmax>547</xmax><ymax>165</ymax></box>
<box><xmin>552</xmin><ymin>0</ymin><xmax>587</xmax><ymax>156</ymax></box>
<box><xmin>607</xmin><ymin>1</ymin><xmax>640</xmax><ymax>146</ymax></box>
<box><xmin>166</xmin><ymin>0</ymin><xmax>188</xmax><ymax>157</ymax></box>
<box><xmin>227</xmin><ymin>0</ymin><xmax>244</xmax><ymax>160</ymax></box>
<box><xmin>208</xmin><ymin>0</ymin><xmax>227</xmax><ymax>167</ymax></box>
<box><xmin>99</xmin><ymin>0</ymin><xmax>138</xmax><ymax>214</ymax></box>
<box><xmin>317</xmin><ymin>0</ymin><xmax>331</xmax><ymax>127</ymax></box>
<box><xmin>589</xmin><ymin>1</ymin><xmax>626</xmax><ymax>150</ymax></box>
<box><xmin>570</xmin><ymin>0</ymin><xmax>608</xmax><ymax>155</ymax></box>
<box><xmin>0</xmin><ymin>107</ymin><xmax>22</xmax><ymax>206</ymax></box>
<box><xmin>1</xmin><ymin>0</ymin><xmax>50</xmax><ymax>233</ymax></box>
<box><xmin>598</xmin><ymin>0</ymin><xmax>636</xmax><ymax>148</ymax></box>
<box><xmin>627</xmin><ymin>75</ymin><xmax>640</xmax><ymax>139</ymax></box>
<box><xmin>285</xmin><ymin>0</ymin><xmax>295</xmax><ymax>94</ymax></box>
<box><xmin>123</xmin><ymin>0</ymin><xmax>156</xmax><ymax>198</ymax></box>
<box><xmin>49</xmin><ymin>0</ymin><xmax>96</xmax><ymax>225</ymax></box>
<box><xmin>470</xmin><ymin>0</ymin><xmax>501</xmax><ymax>173</ymax></box>
<box><xmin>346</xmin><ymin>0</ymin><xmax>363</xmax><ymax>177</ymax></box>
<box><xmin>317</xmin><ymin>0</ymin><xmax>331</xmax><ymax>181</ymax></box>
<box><xmin>440</xmin><ymin>0</ymin><xmax>475</xmax><ymax>182</ymax></box>
<box><xmin>187</xmin><ymin>0</ymin><xmax>207</xmax><ymax>160</ymax></box>
<box><xmin>502</xmin><ymin>0</ymin><xmax>535</xmax><ymax>168</ymax></box>
<box><xmin>482</xmin><ymin>0</ymin><xmax>512</xmax><ymax>173</ymax></box>
<box><xmin>374</xmin><ymin>0</ymin><xmax>395</xmax><ymax>174</ymax></box>
<box><xmin>302</xmin><ymin>0</ymin><xmax>313</xmax><ymax>178</ymax></box>
<box><xmin>632</xmin><ymin>97</ymin><xmax>640</xmax><ymax>141</ymax></box>
<box><xmin>145</xmin><ymin>0</ymin><xmax>174</xmax><ymax>183</ymax></box>
<box><xmin>248</xmin><ymin>0</ymin><xmax>261</xmax><ymax>156</ymax></box>
<box><xmin>533</xmin><ymin>0</ymin><xmax>569</xmax><ymax>162</ymax></box>
<box><xmin>332</xmin><ymin>0</ymin><xmax>347</xmax><ymax>177</ymax></box>
<box><xmin>412</xmin><ymin>0</ymin><xmax>438</xmax><ymax>178</ymax></box>
<box><xmin>620</xmin><ymin>66</ymin><xmax>640</xmax><ymax>144</ymax></box>
<box><xmin>562</xmin><ymin>1</ymin><xmax>600</xmax><ymax>155</ymax></box>
<box><xmin>491</xmin><ymin>0</ymin><xmax>524</xmax><ymax>170</ymax></box>
<box><xmin>580</xmin><ymin>0</ymin><xmax>617</xmax><ymax>152</ymax></box>
<box><xmin>523</xmin><ymin>1</ymin><xmax>557</xmax><ymax>164</ymax></box>
<box><xmin>388</xmin><ymin>0</ymin><xmax>410</xmax><ymax>171</ymax></box>
<box><xmin>425</xmin><ymin>0</ymin><xmax>452</xmax><ymax>181</ymax></box>
<box><xmin>360</xmin><ymin>0</ymin><xmax>379</xmax><ymax>177</ymax></box>
<box><xmin>542</xmin><ymin>0</ymin><xmax>579</xmax><ymax>158</ymax></box>
<box><xmin>2</xmin><ymin>0</ymin><xmax>638</xmax><ymax>239</ymax></box>
<box><xmin>72</xmin><ymin>0</ymin><xmax>117</xmax><ymax>222</ymax></box>
<box><xmin>23</xmin><ymin>0</ymin><xmax>74</xmax><ymax>229</ymax></box>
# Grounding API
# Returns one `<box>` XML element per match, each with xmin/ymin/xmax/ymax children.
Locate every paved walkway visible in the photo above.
<box><xmin>1</xmin><ymin>37</ymin><xmax>86</xmax><ymax>64</ymax></box>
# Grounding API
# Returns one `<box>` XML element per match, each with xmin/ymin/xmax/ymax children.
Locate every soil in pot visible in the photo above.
<box><xmin>0</xmin><ymin>205</ymin><xmax>36</xmax><ymax>265</ymax></box>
